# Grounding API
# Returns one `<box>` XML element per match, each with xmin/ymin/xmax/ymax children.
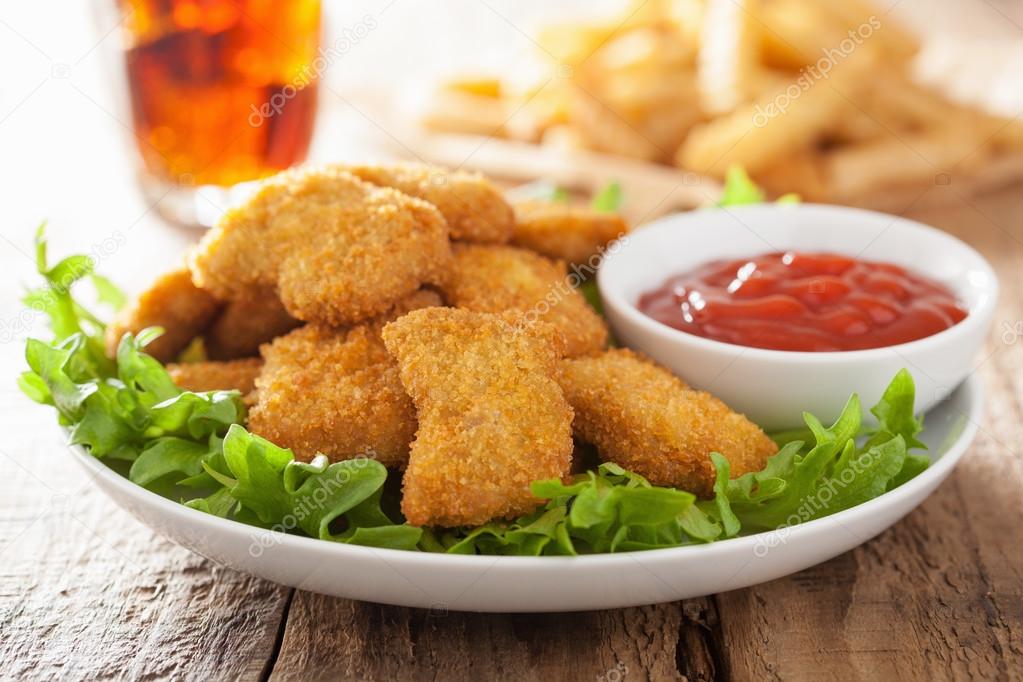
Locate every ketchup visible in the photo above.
<box><xmin>637</xmin><ymin>252</ymin><xmax>968</xmax><ymax>352</ymax></box>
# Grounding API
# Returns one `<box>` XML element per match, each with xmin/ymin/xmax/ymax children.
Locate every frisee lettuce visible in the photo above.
<box><xmin>590</xmin><ymin>180</ymin><xmax>623</xmax><ymax>212</ymax></box>
<box><xmin>718</xmin><ymin>166</ymin><xmax>800</xmax><ymax>207</ymax></box>
<box><xmin>19</xmin><ymin>228</ymin><xmax>929</xmax><ymax>556</ymax></box>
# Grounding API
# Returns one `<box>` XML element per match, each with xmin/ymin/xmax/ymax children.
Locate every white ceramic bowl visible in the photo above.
<box><xmin>68</xmin><ymin>378</ymin><xmax>981</xmax><ymax>612</ymax></box>
<box><xmin>598</xmin><ymin>204</ymin><xmax>998</xmax><ymax>430</ymax></box>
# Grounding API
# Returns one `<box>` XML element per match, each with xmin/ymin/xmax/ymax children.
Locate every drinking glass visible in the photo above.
<box><xmin>106</xmin><ymin>0</ymin><xmax>321</xmax><ymax>226</ymax></box>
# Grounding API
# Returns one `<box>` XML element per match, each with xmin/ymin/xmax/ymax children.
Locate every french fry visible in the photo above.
<box><xmin>677</xmin><ymin>47</ymin><xmax>876</xmax><ymax>176</ymax></box>
<box><xmin>866</xmin><ymin>73</ymin><xmax>972</xmax><ymax>130</ymax></box>
<box><xmin>414</xmin><ymin>0</ymin><xmax>1023</xmax><ymax>206</ymax></box>
<box><xmin>421</xmin><ymin>91</ymin><xmax>512</xmax><ymax>137</ymax></box>
<box><xmin>697</xmin><ymin>0</ymin><xmax>763</xmax><ymax>114</ymax></box>
<box><xmin>571</xmin><ymin>25</ymin><xmax>702</xmax><ymax>162</ymax></box>
<box><xmin>756</xmin><ymin>0</ymin><xmax>856</xmax><ymax>70</ymax></box>
<box><xmin>443</xmin><ymin>76</ymin><xmax>503</xmax><ymax>99</ymax></box>
<box><xmin>830</xmin><ymin>104</ymin><xmax>886</xmax><ymax>144</ymax></box>
<box><xmin>757</xmin><ymin>152</ymin><xmax>830</xmax><ymax>201</ymax></box>
<box><xmin>825</xmin><ymin>127</ymin><xmax>988</xmax><ymax>198</ymax></box>
<box><xmin>569</xmin><ymin>85</ymin><xmax>665</xmax><ymax>161</ymax></box>
<box><xmin>813</xmin><ymin>0</ymin><xmax>919</xmax><ymax>61</ymax></box>
<box><xmin>536</xmin><ymin>22</ymin><xmax>619</xmax><ymax>68</ymax></box>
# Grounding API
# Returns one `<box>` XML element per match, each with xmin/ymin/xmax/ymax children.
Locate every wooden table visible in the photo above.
<box><xmin>3</xmin><ymin>3</ymin><xmax>1023</xmax><ymax>680</ymax></box>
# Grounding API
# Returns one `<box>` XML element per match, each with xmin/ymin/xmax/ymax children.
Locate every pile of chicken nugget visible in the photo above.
<box><xmin>107</xmin><ymin>163</ymin><xmax>777</xmax><ymax>528</ymax></box>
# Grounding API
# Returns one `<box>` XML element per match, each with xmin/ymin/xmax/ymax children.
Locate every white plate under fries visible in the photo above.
<box><xmin>68</xmin><ymin>378</ymin><xmax>981</xmax><ymax>613</ymax></box>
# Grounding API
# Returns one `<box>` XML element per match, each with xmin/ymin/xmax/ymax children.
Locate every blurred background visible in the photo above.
<box><xmin>0</xmin><ymin>0</ymin><xmax>1021</xmax><ymax>305</ymax></box>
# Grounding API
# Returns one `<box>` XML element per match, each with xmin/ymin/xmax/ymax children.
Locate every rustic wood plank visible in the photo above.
<box><xmin>268</xmin><ymin>592</ymin><xmax>713</xmax><ymax>681</ymax></box>
<box><xmin>710</xmin><ymin>186</ymin><xmax>1023</xmax><ymax>681</ymax></box>
<box><xmin>0</xmin><ymin>393</ymin><xmax>293</xmax><ymax>681</ymax></box>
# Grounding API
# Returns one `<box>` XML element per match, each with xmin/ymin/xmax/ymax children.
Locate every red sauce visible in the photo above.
<box><xmin>637</xmin><ymin>252</ymin><xmax>968</xmax><ymax>352</ymax></box>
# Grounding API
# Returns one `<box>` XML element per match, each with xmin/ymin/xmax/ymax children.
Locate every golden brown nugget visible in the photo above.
<box><xmin>365</xmin><ymin>288</ymin><xmax>444</xmax><ymax>333</ymax></box>
<box><xmin>167</xmin><ymin>358</ymin><xmax>262</xmax><ymax>395</ymax></box>
<box><xmin>381</xmin><ymin>308</ymin><xmax>574</xmax><ymax>528</ymax></box>
<box><xmin>511</xmin><ymin>201</ymin><xmax>629</xmax><ymax>264</ymax></box>
<box><xmin>348</xmin><ymin>163</ymin><xmax>514</xmax><ymax>243</ymax></box>
<box><xmin>557</xmin><ymin>349</ymin><xmax>777</xmax><ymax>498</ymax></box>
<box><xmin>189</xmin><ymin>165</ymin><xmax>451</xmax><ymax>326</ymax></box>
<box><xmin>247</xmin><ymin>290</ymin><xmax>441</xmax><ymax>464</ymax></box>
<box><xmin>105</xmin><ymin>268</ymin><xmax>221</xmax><ymax>362</ymax></box>
<box><xmin>248</xmin><ymin>324</ymin><xmax>417</xmax><ymax>468</ymax></box>
<box><xmin>206</xmin><ymin>290</ymin><xmax>301</xmax><ymax>360</ymax></box>
<box><xmin>437</xmin><ymin>244</ymin><xmax>607</xmax><ymax>357</ymax></box>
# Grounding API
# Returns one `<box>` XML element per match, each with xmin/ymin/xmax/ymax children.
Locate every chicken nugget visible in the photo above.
<box><xmin>206</xmin><ymin>289</ymin><xmax>301</xmax><ymax>360</ymax></box>
<box><xmin>247</xmin><ymin>302</ymin><xmax>433</xmax><ymax>467</ymax></box>
<box><xmin>166</xmin><ymin>358</ymin><xmax>262</xmax><ymax>396</ymax></box>
<box><xmin>381</xmin><ymin>308</ymin><xmax>574</xmax><ymax>527</ymax></box>
<box><xmin>557</xmin><ymin>348</ymin><xmax>777</xmax><ymax>497</ymax></box>
<box><xmin>366</xmin><ymin>288</ymin><xmax>444</xmax><ymax>332</ymax></box>
<box><xmin>348</xmin><ymin>163</ymin><xmax>514</xmax><ymax>243</ymax></box>
<box><xmin>189</xmin><ymin>165</ymin><xmax>451</xmax><ymax>326</ymax></box>
<box><xmin>436</xmin><ymin>244</ymin><xmax>607</xmax><ymax>357</ymax></box>
<box><xmin>512</xmin><ymin>201</ymin><xmax>629</xmax><ymax>264</ymax></box>
<box><xmin>105</xmin><ymin>268</ymin><xmax>221</xmax><ymax>362</ymax></box>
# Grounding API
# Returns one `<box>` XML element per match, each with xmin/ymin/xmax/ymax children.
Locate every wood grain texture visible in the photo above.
<box><xmin>269</xmin><ymin>592</ymin><xmax>699</xmax><ymax>682</ymax></box>
<box><xmin>0</xmin><ymin>403</ymin><xmax>292</xmax><ymax>681</ymax></box>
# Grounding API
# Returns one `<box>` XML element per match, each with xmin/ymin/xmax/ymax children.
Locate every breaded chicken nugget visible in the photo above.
<box><xmin>381</xmin><ymin>308</ymin><xmax>574</xmax><ymax>527</ymax></box>
<box><xmin>557</xmin><ymin>349</ymin><xmax>777</xmax><ymax>497</ymax></box>
<box><xmin>364</xmin><ymin>288</ymin><xmax>444</xmax><ymax>332</ymax></box>
<box><xmin>106</xmin><ymin>268</ymin><xmax>221</xmax><ymax>362</ymax></box>
<box><xmin>436</xmin><ymin>244</ymin><xmax>607</xmax><ymax>357</ymax></box>
<box><xmin>246</xmin><ymin>287</ymin><xmax>442</xmax><ymax>466</ymax></box>
<box><xmin>167</xmin><ymin>358</ymin><xmax>262</xmax><ymax>395</ymax></box>
<box><xmin>349</xmin><ymin>163</ymin><xmax>514</xmax><ymax>243</ymax></box>
<box><xmin>206</xmin><ymin>289</ymin><xmax>301</xmax><ymax>360</ymax></box>
<box><xmin>511</xmin><ymin>201</ymin><xmax>629</xmax><ymax>265</ymax></box>
<box><xmin>189</xmin><ymin>165</ymin><xmax>451</xmax><ymax>326</ymax></box>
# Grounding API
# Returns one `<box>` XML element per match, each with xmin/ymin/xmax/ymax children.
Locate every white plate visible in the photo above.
<box><xmin>69</xmin><ymin>377</ymin><xmax>981</xmax><ymax>613</ymax></box>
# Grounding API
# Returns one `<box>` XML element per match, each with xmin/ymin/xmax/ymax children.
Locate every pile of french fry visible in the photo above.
<box><xmin>421</xmin><ymin>0</ymin><xmax>1023</xmax><ymax>204</ymax></box>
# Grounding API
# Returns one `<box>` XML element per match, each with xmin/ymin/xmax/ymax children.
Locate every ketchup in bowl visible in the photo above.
<box><xmin>637</xmin><ymin>252</ymin><xmax>968</xmax><ymax>352</ymax></box>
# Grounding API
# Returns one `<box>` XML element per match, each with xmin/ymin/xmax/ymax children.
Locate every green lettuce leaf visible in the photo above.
<box><xmin>219</xmin><ymin>425</ymin><xmax>421</xmax><ymax>549</ymax></box>
<box><xmin>717</xmin><ymin>166</ymin><xmax>800</xmax><ymax>207</ymax></box>
<box><xmin>24</xmin><ymin>224</ymin><xmax>122</xmax><ymax>376</ymax></box>
<box><xmin>591</xmin><ymin>181</ymin><xmax>623</xmax><ymax>212</ymax></box>
<box><xmin>430</xmin><ymin>463</ymin><xmax>702</xmax><ymax>555</ymax></box>
<box><xmin>709</xmin><ymin>376</ymin><xmax>924</xmax><ymax>533</ymax></box>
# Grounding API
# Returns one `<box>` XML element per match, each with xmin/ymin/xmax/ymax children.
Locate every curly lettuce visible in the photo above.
<box><xmin>717</xmin><ymin>165</ymin><xmax>800</xmax><ymax>207</ymax></box>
